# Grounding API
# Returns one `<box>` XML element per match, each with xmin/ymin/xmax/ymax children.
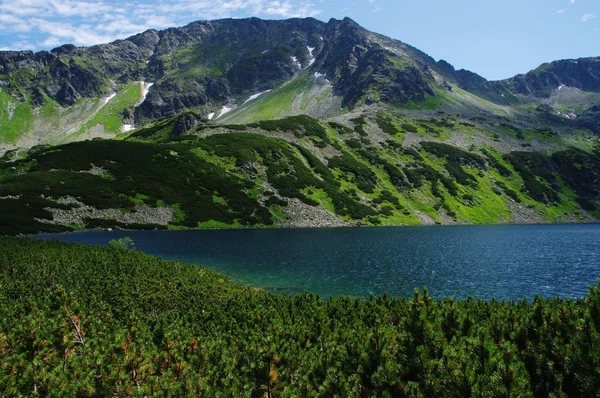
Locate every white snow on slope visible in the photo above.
<box><xmin>217</xmin><ymin>106</ymin><xmax>232</xmax><ymax>119</ymax></box>
<box><xmin>244</xmin><ymin>90</ymin><xmax>271</xmax><ymax>104</ymax></box>
<box><xmin>207</xmin><ymin>112</ymin><xmax>215</xmax><ymax>120</ymax></box>
<box><xmin>102</xmin><ymin>93</ymin><xmax>117</xmax><ymax>105</ymax></box>
<box><xmin>307</xmin><ymin>46</ymin><xmax>315</xmax><ymax>66</ymax></box>
<box><xmin>117</xmin><ymin>82</ymin><xmax>155</xmax><ymax>133</ymax></box>
<box><xmin>291</xmin><ymin>56</ymin><xmax>301</xmax><ymax>69</ymax></box>
<box><xmin>141</xmin><ymin>82</ymin><xmax>154</xmax><ymax>99</ymax></box>
<box><xmin>65</xmin><ymin>92</ymin><xmax>115</xmax><ymax>135</ymax></box>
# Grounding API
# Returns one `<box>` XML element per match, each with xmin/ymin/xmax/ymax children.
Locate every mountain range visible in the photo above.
<box><xmin>1</xmin><ymin>17</ymin><xmax>599</xmax><ymax>235</ymax></box>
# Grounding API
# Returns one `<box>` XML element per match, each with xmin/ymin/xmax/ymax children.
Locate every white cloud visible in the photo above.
<box><xmin>570</xmin><ymin>0</ymin><xmax>575</xmax><ymax>4</ymax></box>
<box><xmin>0</xmin><ymin>13</ymin><xmax>32</xmax><ymax>31</ymax></box>
<box><xmin>30</xmin><ymin>18</ymin><xmax>116</xmax><ymax>46</ymax></box>
<box><xmin>556</xmin><ymin>9</ymin><xmax>566</xmax><ymax>14</ymax></box>
<box><xmin>39</xmin><ymin>36</ymin><xmax>61</xmax><ymax>47</ymax></box>
<box><xmin>0</xmin><ymin>40</ymin><xmax>34</xmax><ymax>51</ymax></box>
<box><xmin>372</xmin><ymin>6</ymin><xmax>381</xmax><ymax>12</ymax></box>
<box><xmin>582</xmin><ymin>13</ymin><xmax>595</xmax><ymax>22</ymax></box>
<box><xmin>0</xmin><ymin>0</ymin><xmax>323</xmax><ymax>50</ymax></box>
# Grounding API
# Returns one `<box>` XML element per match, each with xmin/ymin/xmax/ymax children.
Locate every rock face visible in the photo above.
<box><xmin>171</xmin><ymin>113</ymin><xmax>204</xmax><ymax>137</ymax></box>
<box><xmin>0</xmin><ymin>17</ymin><xmax>464</xmax><ymax>124</ymax></box>
<box><xmin>1</xmin><ymin>17</ymin><xmax>599</xmax><ymax>128</ymax></box>
<box><xmin>500</xmin><ymin>58</ymin><xmax>600</xmax><ymax>98</ymax></box>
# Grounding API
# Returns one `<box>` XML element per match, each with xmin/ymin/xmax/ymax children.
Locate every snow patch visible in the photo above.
<box><xmin>102</xmin><ymin>93</ymin><xmax>116</xmax><ymax>106</ymax></box>
<box><xmin>207</xmin><ymin>112</ymin><xmax>215</xmax><ymax>120</ymax></box>
<box><xmin>291</xmin><ymin>56</ymin><xmax>301</xmax><ymax>69</ymax></box>
<box><xmin>262</xmin><ymin>49</ymin><xmax>269</xmax><ymax>54</ymax></box>
<box><xmin>217</xmin><ymin>106</ymin><xmax>232</xmax><ymax>119</ymax></box>
<box><xmin>65</xmin><ymin>92</ymin><xmax>115</xmax><ymax>135</ymax></box>
<box><xmin>314</xmin><ymin>72</ymin><xmax>324</xmax><ymax>79</ymax></box>
<box><xmin>121</xmin><ymin>124</ymin><xmax>133</xmax><ymax>133</ymax></box>
<box><xmin>141</xmin><ymin>82</ymin><xmax>153</xmax><ymax>100</ymax></box>
<box><xmin>558</xmin><ymin>85</ymin><xmax>564</xmax><ymax>90</ymax></box>
<box><xmin>307</xmin><ymin>46</ymin><xmax>315</xmax><ymax>66</ymax></box>
<box><xmin>244</xmin><ymin>90</ymin><xmax>271</xmax><ymax>104</ymax></box>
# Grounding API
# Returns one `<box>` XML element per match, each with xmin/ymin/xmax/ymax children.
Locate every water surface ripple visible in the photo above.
<box><xmin>36</xmin><ymin>224</ymin><xmax>600</xmax><ymax>300</ymax></box>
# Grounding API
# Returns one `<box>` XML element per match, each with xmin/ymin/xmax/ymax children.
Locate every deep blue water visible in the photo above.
<box><xmin>35</xmin><ymin>224</ymin><xmax>600</xmax><ymax>300</ymax></box>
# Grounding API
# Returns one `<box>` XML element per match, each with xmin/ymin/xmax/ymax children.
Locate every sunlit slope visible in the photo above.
<box><xmin>2</xmin><ymin>113</ymin><xmax>598</xmax><ymax>235</ymax></box>
<box><xmin>0</xmin><ymin>81</ymin><xmax>147</xmax><ymax>152</ymax></box>
<box><xmin>219</xmin><ymin>70</ymin><xmax>339</xmax><ymax>124</ymax></box>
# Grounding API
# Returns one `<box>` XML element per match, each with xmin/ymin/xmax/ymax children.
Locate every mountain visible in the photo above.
<box><xmin>1</xmin><ymin>17</ymin><xmax>599</xmax><ymax>235</ymax></box>
<box><xmin>3</xmin><ymin>17</ymin><xmax>598</xmax><ymax>151</ymax></box>
<box><xmin>2</xmin><ymin>111</ymin><xmax>599</xmax><ymax>235</ymax></box>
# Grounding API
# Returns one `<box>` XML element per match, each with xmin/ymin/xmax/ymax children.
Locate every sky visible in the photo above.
<box><xmin>0</xmin><ymin>0</ymin><xmax>597</xmax><ymax>81</ymax></box>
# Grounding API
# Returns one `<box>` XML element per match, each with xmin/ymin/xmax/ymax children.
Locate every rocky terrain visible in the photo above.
<box><xmin>0</xmin><ymin>17</ymin><xmax>599</xmax><ymax>234</ymax></box>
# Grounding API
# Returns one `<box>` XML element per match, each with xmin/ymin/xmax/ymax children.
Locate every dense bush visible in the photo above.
<box><xmin>504</xmin><ymin>152</ymin><xmax>561</xmax><ymax>204</ymax></box>
<box><xmin>0</xmin><ymin>139</ymin><xmax>273</xmax><ymax>232</ymax></box>
<box><xmin>249</xmin><ymin>115</ymin><xmax>328</xmax><ymax>142</ymax></box>
<box><xmin>421</xmin><ymin>141</ymin><xmax>485</xmax><ymax>188</ymax></box>
<box><xmin>350</xmin><ymin>116</ymin><xmax>368</xmax><ymax>136</ymax></box>
<box><xmin>328</xmin><ymin>151</ymin><xmax>378</xmax><ymax>193</ymax></box>
<box><xmin>401</xmin><ymin>123</ymin><xmax>418</xmax><ymax>133</ymax></box>
<box><xmin>375</xmin><ymin>114</ymin><xmax>398</xmax><ymax>135</ymax></box>
<box><xmin>1</xmin><ymin>237</ymin><xmax>600</xmax><ymax>396</ymax></box>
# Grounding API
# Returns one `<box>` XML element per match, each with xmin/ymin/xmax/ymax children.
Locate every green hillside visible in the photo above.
<box><xmin>1</xmin><ymin>113</ymin><xmax>599</xmax><ymax>235</ymax></box>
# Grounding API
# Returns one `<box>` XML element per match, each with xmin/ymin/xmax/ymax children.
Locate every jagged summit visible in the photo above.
<box><xmin>0</xmin><ymin>16</ymin><xmax>598</xmax><ymax>150</ymax></box>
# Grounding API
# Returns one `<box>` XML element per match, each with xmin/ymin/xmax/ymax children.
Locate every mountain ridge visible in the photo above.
<box><xmin>1</xmin><ymin>17</ymin><xmax>600</xmax><ymax>234</ymax></box>
<box><xmin>1</xmin><ymin>17</ymin><xmax>598</xmax><ymax>132</ymax></box>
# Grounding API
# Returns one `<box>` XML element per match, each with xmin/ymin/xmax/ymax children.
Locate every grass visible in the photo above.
<box><xmin>0</xmin><ymin>91</ymin><xmax>34</xmax><ymax>144</ymax></box>
<box><xmin>2</xmin><ymin>105</ymin><xmax>599</xmax><ymax>234</ymax></box>
<box><xmin>223</xmin><ymin>70</ymin><xmax>330</xmax><ymax>124</ymax></box>
<box><xmin>72</xmin><ymin>81</ymin><xmax>143</xmax><ymax>136</ymax></box>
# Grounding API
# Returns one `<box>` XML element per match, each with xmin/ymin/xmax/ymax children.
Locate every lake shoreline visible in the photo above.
<box><xmin>24</xmin><ymin>217</ymin><xmax>599</xmax><ymax>238</ymax></box>
<box><xmin>33</xmin><ymin>224</ymin><xmax>600</xmax><ymax>301</ymax></box>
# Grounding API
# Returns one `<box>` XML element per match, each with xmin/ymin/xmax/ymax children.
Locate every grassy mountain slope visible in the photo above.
<box><xmin>2</xmin><ymin>112</ymin><xmax>598</xmax><ymax>235</ymax></box>
<box><xmin>0</xmin><ymin>81</ymin><xmax>146</xmax><ymax>152</ymax></box>
<box><xmin>1</xmin><ymin>17</ymin><xmax>599</xmax><ymax>156</ymax></box>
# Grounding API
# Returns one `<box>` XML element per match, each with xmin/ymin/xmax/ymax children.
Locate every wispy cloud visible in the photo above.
<box><xmin>0</xmin><ymin>0</ymin><xmax>323</xmax><ymax>50</ymax></box>
<box><xmin>372</xmin><ymin>6</ymin><xmax>381</xmax><ymax>12</ymax></box>
<box><xmin>0</xmin><ymin>13</ymin><xmax>31</xmax><ymax>31</ymax></box>
<box><xmin>582</xmin><ymin>13</ymin><xmax>595</xmax><ymax>22</ymax></box>
<box><xmin>0</xmin><ymin>39</ymin><xmax>34</xmax><ymax>51</ymax></box>
<box><xmin>556</xmin><ymin>9</ymin><xmax>566</xmax><ymax>14</ymax></box>
<box><xmin>570</xmin><ymin>0</ymin><xmax>575</xmax><ymax>4</ymax></box>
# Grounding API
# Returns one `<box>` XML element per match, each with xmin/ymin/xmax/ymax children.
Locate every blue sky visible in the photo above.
<box><xmin>0</xmin><ymin>0</ymin><xmax>597</xmax><ymax>80</ymax></box>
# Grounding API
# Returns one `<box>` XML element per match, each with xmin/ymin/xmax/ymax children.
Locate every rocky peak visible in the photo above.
<box><xmin>498</xmin><ymin>58</ymin><xmax>600</xmax><ymax>98</ymax></box>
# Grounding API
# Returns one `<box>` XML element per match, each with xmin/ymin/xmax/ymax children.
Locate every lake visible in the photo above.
<box><xmin>35</xmin><ymin>224</ymin><xmax>600</xmax><ymax>300</ymax></box>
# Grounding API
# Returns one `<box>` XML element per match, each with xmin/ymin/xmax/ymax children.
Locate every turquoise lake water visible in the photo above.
<box><xmin>36</xmin><ymin>224</ymin><xmax>600</xmax><ymax>300</ymax></box>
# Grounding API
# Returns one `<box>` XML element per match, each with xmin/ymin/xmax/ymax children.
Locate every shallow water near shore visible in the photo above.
<box><xmin>36</xmin><ymin>224</ymin><xmax>600</xmax><ymax>300</ymax></box>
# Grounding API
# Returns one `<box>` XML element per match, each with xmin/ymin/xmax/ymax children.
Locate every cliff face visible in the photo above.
<box><xmin>498</xmin><ymin>58</ymin><xmax>600</xmax><ymax>98</ymax></box>
<box><xmin>0</xmin><ymin>17</ymin><xmax>452</xmax><ymax>124</ymax></box>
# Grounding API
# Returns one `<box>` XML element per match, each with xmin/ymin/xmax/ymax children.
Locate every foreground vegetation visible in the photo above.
<box><xmin>1</xmin><ymin>237</ymin><xmax>599</xmax><ymax>396</ymax></box>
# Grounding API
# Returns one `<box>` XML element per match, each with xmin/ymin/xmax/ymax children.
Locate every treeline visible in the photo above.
<box><xmin>1</xmin><ymin>237</ymin><xmax>599</xmax><ymax>396</ymax></box>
